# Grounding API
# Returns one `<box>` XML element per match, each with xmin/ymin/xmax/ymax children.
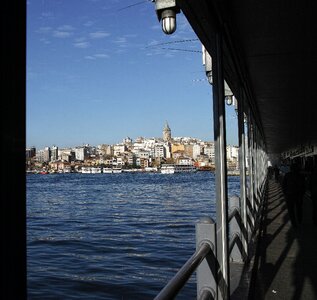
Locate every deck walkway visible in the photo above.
<box><xmin>249</xmin><ymin>179</ymin><xmax>317</xmax><ymax>299</ymax></box>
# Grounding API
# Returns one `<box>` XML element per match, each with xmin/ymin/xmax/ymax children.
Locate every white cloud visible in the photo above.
<box><xmin>114</xmin><ymin>37</ymin><xmax>127</xmax><ymax>44</ymax></box>
<box><xmin>74</xmin><ymin>41</ymin><xmax>90</xmax><ymax>48</ymax></box>
<box><xmin>84</xmin><ymin>53</ymin><xmax>110</xmax><ymax>60</ymax></box>
<box><xmin>83</xmin><ymin>21</ymin><xmax>94</xmax><ymax>27</ymax></box>
<box><xmin>53</xmin><ymin>31</ymin><xmax>73</xmax><ymax>38</ymax></box>
<box><xmin>124</xmin><ymin>34</ymin><xmax>138</xmax><ymax>38</ymax></box>
<box><xmin>89</xmin><ymin>31</ymin><xmax>110</xmax><ymax>39</ymax></box>
<box><xmin>52</xmin><ymin>24</ymin><xmax>75</xmax><ymax>38</ymax></box>
<box><xmin>94</xmin><ymin>53</ymin><xmax>109</xmax><ymax>58</ymax></box>
<box><xmin>40</xmin><ymin>37</ymin><xmax>51</xmax><ymax>45</ymax></box>
<box><xmin>57</xmin><ymin>25</ymin><xmax>75</xmax><ymax>31</ymax></box>
<box><xmin>41</xmin><ymin>12</ymin><xmax>54</xmax><ymax>19</ymax></box>
<box><xmin>37</xmin><ymin>26</ymin><xmax>52</xmax><ymax>33</ymax></box>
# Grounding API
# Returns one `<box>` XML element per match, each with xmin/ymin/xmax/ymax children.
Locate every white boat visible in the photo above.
<box><xmin>91</xmin><ymin>167</ymin><xmax>102</xmax><ymax>173</ymax></box>
<box><xmin>81</xmin><ymin>167</ymin><xmax>91</xmax><ymax>174</ymax></box>
<box><xmin>64</xmin><ymin>167</ymin><xmax>72</xmax><ymax>173</ymax></box>
<box><xmin>145</xmin><ymin>167</ymin><xmax>158</xmax><ymax>172</ymax></box>
<box><xmin>103</xmin><ymin>167</ymin><xmax>113</xmax><ymax>174</ymax></box>
<box><xmin>160</xmin><ymin>165</ymin><xmax>175</xmax><ymax>174</ymax></box>
<box><xmin>112</xmin><ymin>167</ymin><xmax>122</xmax><ymax>173</ymax></box>
<box><xmin>160</xmin><ymin>164</ymin><xmax>197</xmax><ymax>174</ymax></box>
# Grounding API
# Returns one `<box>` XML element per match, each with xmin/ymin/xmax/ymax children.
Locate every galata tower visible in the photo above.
<box><xmin>163</xmin><ymin>121</ymin><xmax>171</xmax><ymax>142</ymax></box>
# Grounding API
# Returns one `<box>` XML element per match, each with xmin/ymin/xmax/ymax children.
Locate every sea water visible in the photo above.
<box><xmin>27</xmin><ymin>172</ymin><xmax>240</xmax><ymax>299</ymax></box>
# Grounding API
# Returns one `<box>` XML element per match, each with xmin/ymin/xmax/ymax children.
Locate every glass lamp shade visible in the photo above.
<box><xmin>161</xmin><ymin>9</ymin><xmax>176</xmax><ymax>34</ymax></box>
<box><xmin>225</xmin><ymin>95</ymin><xmax>233</xmax><ymax>105</ymax></box>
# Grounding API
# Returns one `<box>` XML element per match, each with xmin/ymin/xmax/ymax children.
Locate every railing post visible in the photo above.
<box><xmin>196</xmin><ymin>217</ymin><xmax>217</xmax><ymax>300</ymax></box>
<box><xmin>228</xmin><ymin>196</ymin><xmax>244</xmax><ymax>263</ymax></box>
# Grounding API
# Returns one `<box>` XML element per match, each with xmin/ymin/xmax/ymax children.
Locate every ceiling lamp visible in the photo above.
<box><xmin>225</xmin><ymin>95</ymin><xmax>233</xmax><ymax>106</ymax></box>
<box><xmin>155</xmin><ymin>0</ymin><xmax>180</xmax><ymax>35</ymax></box>
<box><xmin>202</xmin><ymin>45</ymin><xmax>213</xmax><ymax>85</ymax></box>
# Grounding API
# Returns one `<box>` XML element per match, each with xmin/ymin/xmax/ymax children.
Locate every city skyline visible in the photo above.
<box><xmin>27</xmin><ymin>0</ymin><xmax>238</xmax><ymax>150</ymax></box>
<box><xmin>26</xmin><ymin>120</ymin><xmax>239</xmax><ymax>150</ymax></box>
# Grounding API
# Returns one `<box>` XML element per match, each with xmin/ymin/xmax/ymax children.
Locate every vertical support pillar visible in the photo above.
<box><xmin>247</xmin><ymin>110</ymin><xmax>255</xmax><ymax>232</ymax></box>
<box><xmin>196</xmin><ymin>217</ymin><xmax>217</xmax><ymax>300</ymax></box>
<box><xmin>253</xmin><ymin>119</ymin><xmax>258</xmax><ymax>214</ymax></box>
<box><xmin>237</xmin><ymin>98</ymin><xmax>248</xmax><ymax>258</ymax></box>
<box><xmin>212</xmin><ymin>32</ymin><xmax>230</xmax><ymax>300</ymax></box>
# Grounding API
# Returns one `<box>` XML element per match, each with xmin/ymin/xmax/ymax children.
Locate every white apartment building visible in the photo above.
<box><xmin>203</xmin><ymin>144</ymin><xmax>215</xmax><ymax>161</ymax></box>
<box><xmin>154</xmin><ymin>144</ymin><xmax>166</xmax><ymax>158</ymax></box>
<box><xmin>113</xmin><ymin>144</ymin><xmax>127</xmax><ymax>156</ymax></box>
<box><xmin>227</xmin><ymin>145</ymin><xmax>239</xmax><ymax>161</ymax></box>
<box><xmin>192</xmin><ymin>144</ymin><xmax>201</xmax><ymax>159</ymax></box>
<box><xmin>51</xmin><ymin>146</ymin><xmax>58</xmax><ymax>162</ymax></box>
<box><xmin>75</xmin><ymin>147</ymin><xmax>88</xmax><ymax>161</ymax></box>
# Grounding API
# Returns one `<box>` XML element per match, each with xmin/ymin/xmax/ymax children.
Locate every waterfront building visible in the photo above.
<box><xmin>51</xmin><ymin>146</ymin><xmax>58</xmax><ymax>162</ymax></box>
<box><xmin>136</xmin><ymin>157</ymin><xmax>149</xmax><ymax>168</ymax></box>
<box><xmin>58</xmin><ymin>148</ymin><xmax>75</xmax><ymax>162</ymax></box>
<box><xmin>192</xmin><ymin>144</ymin><xmax>201</xmax><ymax>159</ymax></box>
<box><xmin>26</xmin><ymin>146</ymin><xmax>36</xmax><ymax>158</ymax></box>
<box><xmin>75</xmin><ymin>147</ymin><xmax>88</xmax><ymax>161</ymax></box>
<box><xmin>203</xmin><ymin>143</ymin><xmax>215</xmax><ymax>162</ymax></box>
<box><xmin>99</xmin><ymin>144</ymin><xmax>113</xmax><ymax>157</ymax></box>
<box><xmin>164</xmin><ymin>143</ymin><xmax>172</xmax><ymax>159</ymax></box>
<box><xmin>171</xmin><ymin>143</ymin><xmax>185</xmax><ymax>154</ymax></box>
<box><xmin>115</xmin><ymin>157</ymin><xmax>124</xmax><ymax>167</ymax></box>
<box><xmin>43</xmin><ymin>147</ymin><xmax>51</xmax><ymax>162</ymax></box>
<box><xmin>154</xmin><ymin>144</ymin><xmax>166</xmax><ymax>159</ymax></box>
<box><xmin>227</xmin><ymin>145</ymin><xmax>239</xmax><ymax>162</ymax></box>
<box><xmin>49</xmin><ymin>160</ymin><xmax>70</xmax><ymax>172</ymax></box>
<box><xmin>127</xmin><ymin>153</ymin><xmax>136</xmax><ymax>166</ymax></box>
<box><xmin>137</xmin><ymin>150</ymin><xmax>151</xmax><ymax>160</ymax></box>
<box><xmin>113</xmin><ymin>144</ymin><xmax>127</xmax><ymax>156</ymax></box>
<box><xmin>172</xmin><ymin>150</ymin><xmax>185</xmax><ymax>160</ymax></box>
<box><xmin>123</xmin><ymin>137</ymin><xmax>133</xmax><ymax>145</ymax></box>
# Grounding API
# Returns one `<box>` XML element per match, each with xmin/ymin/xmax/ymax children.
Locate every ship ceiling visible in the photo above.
<box><xmin>177</xmin><ymin>0</ymin><xmax>317</xmax><ymax>154</ymax></box>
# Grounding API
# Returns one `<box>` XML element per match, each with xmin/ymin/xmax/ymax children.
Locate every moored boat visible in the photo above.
<box><xmin>103</xmin><ymin>167</ymin><xmax>113</xmax><ymax>174</ymax></box>
<box><xmin>81</xmin><ymin>167</ymin><xmax>91</xmax><ymax>174</ymax></box>
<box><xmin>160</xmin><ymin>164</ymin><xmax>197</xmax><ymax>174</ymax></box>
<box><xmin>112</xmin><ymin>167</ymin><xmax>122</xmax><ymax>174</ymax></box>
<box><xmin>91</xmin><ymin>167</ymin><xmax>102</xmax><ymax>174</ymax></box>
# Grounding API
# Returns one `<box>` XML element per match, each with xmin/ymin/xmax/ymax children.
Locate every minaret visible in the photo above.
<box><xmin>163</xmin><ymin>121</ymin><xmax>171</xmax><ymax>142</ymax></box>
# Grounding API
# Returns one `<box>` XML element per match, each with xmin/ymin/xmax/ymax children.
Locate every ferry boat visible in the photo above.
<box><xmin>112</xmin><ymin>167</ymin><xmax>122</xmax><ymax>174</ymax></box>
<box><xmin>81</xmin><ymin>167</ymin><xmax>91</xmax><ymax>174</ymax></box>
<box><xmin>64</xmin><ymin>167</ymin><xmax>72</xmax><ymax>173</ymax></box>
<box><xmin>103</xmin><ymin>167</ymin><xmax>113</xmax><ymax>174</ymax></box>
<box><xmin>91</xmin><ymin>167</ymin><xmax>102</xmax><ymax>174</ymax></box>
<box><xmin>160</xmin><ymin>164</ymin><xmax>197</xmax><ymax>174</ymax></box>
<box><xmin>144</xmin><ymin>167</ymin><xmax>158</xmax><ymax>172</ymax></box>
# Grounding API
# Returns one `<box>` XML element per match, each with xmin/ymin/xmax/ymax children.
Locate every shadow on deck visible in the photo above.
<box><xmin>248</xmin><ymin>179</ymin><xmax>317</xmax><ymax>299</ymax></box>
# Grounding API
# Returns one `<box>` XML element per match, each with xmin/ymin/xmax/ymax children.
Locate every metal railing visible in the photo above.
<box><xmin>154</xmin><ymin>217</ymin><xmax>217</xmax><ymax>300</ymax></box>
<box><xmin>154</xmin><ymin>242</ymin><xmax>212</xmax><ymax>300</ymax></box>
<box><xmin>154</xmin><ymin>179</ymin><xmax>268</xmax><ymax>300</ymax></box>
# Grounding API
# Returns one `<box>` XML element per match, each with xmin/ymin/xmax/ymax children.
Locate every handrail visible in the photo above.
<box><xmin>154</xmin><ymin>242</ymin><xmax>211</xmax><ymax>300</ymax></box>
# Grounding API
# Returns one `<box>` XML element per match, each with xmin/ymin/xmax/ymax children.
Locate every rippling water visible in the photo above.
<box><xmin>27</xmin><ymin>172</ymin><xmax>240</xmax><ymax>299</ymax></box>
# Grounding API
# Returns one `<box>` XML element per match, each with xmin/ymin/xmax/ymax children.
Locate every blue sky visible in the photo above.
<box><xmin>27</xmin><ymin>0</ymin><xmax>238</xmax><ymax>149</ymax></box>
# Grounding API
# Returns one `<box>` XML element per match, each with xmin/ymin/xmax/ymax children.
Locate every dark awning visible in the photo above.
<box><xmin>177</xmin><ymin>0</ymin><xmax>317</xmax><ymax>154</ymax></box>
